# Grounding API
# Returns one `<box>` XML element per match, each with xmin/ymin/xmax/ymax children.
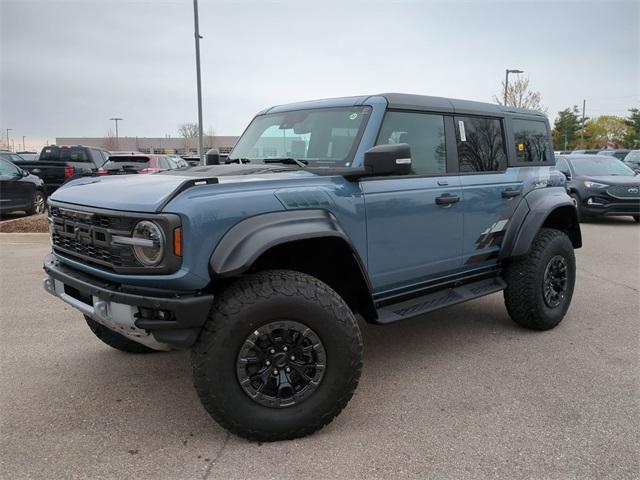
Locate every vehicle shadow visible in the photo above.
<box><xmin>581</xmin><ymin>216</ymin><xmax>638</xmax><ymax>226</ymax></box>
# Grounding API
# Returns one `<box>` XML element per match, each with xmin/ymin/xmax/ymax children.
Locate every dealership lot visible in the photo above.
<box><xmin>1</xmin><ymin>219</ymin><xmax>638</xmax><ymax>480</ymax></box>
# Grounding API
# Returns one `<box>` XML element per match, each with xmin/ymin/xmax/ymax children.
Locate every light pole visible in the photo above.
<box><xmin>109</xmin><ymin>117</ymin><xmax>123</xmax><ymax>150</ymax></box>
<box><xmin>504</xmin><ymin>69</ymin><xmax>524</xmax><ymax>106</ymax></box>
<box><xmin>192</xmin><ymin>0</ymin><xmax>205</xmax><ymax>163</ymax></box>
<box><xmin>22</xmin><ymin>136</ymin><xmax>26</xmax><ymax>151</ymax></box>
<box><xmin>6</xmin><ymin>128</ymin><xmax>12</xmax><ymax>151</ymax></box>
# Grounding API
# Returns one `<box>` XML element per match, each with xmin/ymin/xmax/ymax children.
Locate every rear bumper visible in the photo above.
<box><xmin>43</xmin><ymin>253</ymin><xmax>213</xmax><ymax>349</ymax></box>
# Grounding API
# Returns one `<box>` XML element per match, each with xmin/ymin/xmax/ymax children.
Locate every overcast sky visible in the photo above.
<box><xmin>1</xmin><ymin>0</ymin><xmax>638</xmax><ymax>150</ymax></box>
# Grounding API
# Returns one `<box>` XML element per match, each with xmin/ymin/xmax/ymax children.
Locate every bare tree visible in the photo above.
<box><xmin>178</xmin><ymin>122</ymin><xmax>199</xmax><ymax>153</ymax></box>
<box><xmin>494</xmin><ymin>77</ymin><xmax>547</xmax><ymax>113</ymax></box>
<box><xmin>102</xmin><ymin>129</ymin><xmax>118</xmax><ymax>150</ymax></box>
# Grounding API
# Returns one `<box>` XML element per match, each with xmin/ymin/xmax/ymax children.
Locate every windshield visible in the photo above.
<box><xmin>40</xmin><ymin>146</ymin><xmax>89</xmax><ymax>162</ymax></box>
<box><xmin>571</xmin><ymin>156</ymin><xmax>636</xmax><ymax>176</ymax></box>
<box><xmin>624</xmin><ymin>151</ymin><xmax>640</xmax><ymax>164</ymax></box>
<box><xmin>229</xmin><ymin>107</ymin><xmax>371</xmax><ymax>167</ymax></box>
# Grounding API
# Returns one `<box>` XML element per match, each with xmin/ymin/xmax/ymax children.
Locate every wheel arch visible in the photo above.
<box><xmin>209</xmin><ymin>210</ymin><xmax>377</xmax><ymax>321</ymax></box>
<box><xmin>501</xmin><ymin>188</ymin><xmax>582</xmax><ymax>259</ymax></box>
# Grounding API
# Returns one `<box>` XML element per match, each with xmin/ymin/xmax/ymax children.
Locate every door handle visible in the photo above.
<box><xmin>435</xmin><ymin>194</ymin><xmax>460</xmax><ymax>205</ymax></box>
<box><xmin>502</xmin><ymin>189</ymin><xmax>520</xmax><ymax>198</ymax></box>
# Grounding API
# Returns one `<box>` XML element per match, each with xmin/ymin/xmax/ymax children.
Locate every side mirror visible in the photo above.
<box><xmin>204</xmin><ymin>148</ymin><xmax>220</xmax><ymax>165</ymax></box>
<box><xmin>560</xmin><ymin>170</ymin><xmax>571</xmax><ymax>180</ymax></box>
<box><xmin>363</xmin><ymin>143</ymin><xmax>412</xmax><ymax>176</ymax></box>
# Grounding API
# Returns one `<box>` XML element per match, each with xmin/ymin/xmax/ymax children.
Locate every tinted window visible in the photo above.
<box><xmin>40</xmin><ymin>146</ymin><xmax>90</xmax><ymax>162</ymax></box>
<box><xmin>0</xmin><ymin>158</ymin><xmax>21</xmax><ymax>176</ymax></box>
<box><xmin>513</xmin><ymin>119</ymin><xmax>552</xmax><ymax>163</ymax></box>
<box><xmin>455</xmin><ymin>117</ymin><xmax>507</xmax><ymax>172</ymax></box>
<box><xmin>376</xmin><ymin>111</ymin><xmax>446</xmax><ymax>175</ymax></box>
<box><xmin>0</xmin><ymin>153</ymin><xmax>24</xmax><ymax>163</ymax></box>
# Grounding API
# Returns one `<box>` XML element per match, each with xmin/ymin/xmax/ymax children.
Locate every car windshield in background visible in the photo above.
<box><xmin>228</xmin><ymin>107</ymin><xmax>372</xmax><ymax>167</ymax></box>
<box><xmin>40</xmin><ymin>146</ymin><xmax>89</xmax><ymax>162</ymax></box>
<box><xmin>571</xmin><ymin>156</ymin><xmax>636</xmax><ymax>176</ymax></box>
<box><xmin>624</xmin><ymin>151</ymin><xmax>640</xmax><ymax>164</ymax></box>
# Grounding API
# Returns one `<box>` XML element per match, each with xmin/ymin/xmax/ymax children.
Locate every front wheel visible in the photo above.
<box><xmin>633</xmin><ymin>215</ymin><xmax>639</xmax><ymax>224</ymax></box>
<box><xmin>192</xmin><ymin>270</ymin><xmax>363</xmax><ymax>442</ymax></box>
<box><xmin>26</xmin><ymin>190</ymin><xmax>46</xmax><ymax>215</ymax></box>
<box><xmin>503</xmin><ymin>228</ymin><xmax>576</xmax><ymax>330</ymax></box>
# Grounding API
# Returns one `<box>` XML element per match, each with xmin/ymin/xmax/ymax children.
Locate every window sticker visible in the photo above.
<box><xmin>349</xmin><ymin>113</ymin><xmax>359</xmax><ymax>120</ymax></box>
<box><xmin>517</xmin><ymin>142</ymin><xmax>525</xmax><ymax>152</ymax></box>
<box><xmin>458</xmin><ymin>121</ymin><xmax>466</xmax><ymax>141</ymax></box>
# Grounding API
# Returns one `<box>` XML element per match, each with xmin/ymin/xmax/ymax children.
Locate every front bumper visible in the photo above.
<box><xmin>582</xmin><ymin>199</ymin><xmax>640</xmax><ymax>217</ymax></box>
<box><xmin>43</xmin><ymin>253</ymin><xmax>214</xmax><ymax>350</ymax></box>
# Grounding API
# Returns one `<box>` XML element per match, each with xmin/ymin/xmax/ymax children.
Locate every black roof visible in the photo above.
<box><xmin>379</xmin><ymin>93</ymin><xmax>546</xmax><ymax>118</ymax></box>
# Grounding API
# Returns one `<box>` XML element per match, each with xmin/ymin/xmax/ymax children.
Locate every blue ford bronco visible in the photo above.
<box><xmin>43</xmin><ymin>94</ymin><xmax>581</xmax><ymax>441</ymax></box>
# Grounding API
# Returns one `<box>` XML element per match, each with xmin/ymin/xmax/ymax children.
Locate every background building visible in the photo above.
<box><xmin>55</xmin><ymin>136</ymin><xmax>239</xmax><ymax>155</ymax></box>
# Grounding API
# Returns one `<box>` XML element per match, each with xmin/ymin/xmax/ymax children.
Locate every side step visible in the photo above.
<box><xmin>375</xmin><ymin>276</ymin><xmax>506</xmax><ymax>325</ymax></box>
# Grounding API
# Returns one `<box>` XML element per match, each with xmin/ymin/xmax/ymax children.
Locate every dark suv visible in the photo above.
<box><xmin>44</xmin><ymin>93</ymin><xmax>582</xmax><ymax>441</ymax></box>
<box><xmin>556</xmin><ymin>154</ymin><xmax>640</xmax><ymax>222</ymax></box>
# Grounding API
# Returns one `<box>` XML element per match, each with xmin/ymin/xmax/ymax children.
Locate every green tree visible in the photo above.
<box><xmin>623</xmin><ymin>108</ymin><xmax>640</xmax><ymax>148</ymax></box>
<box><xmin>583</xmin><ymin>115</ymin><xmax>633</xmax><ymax>148</ymax></box>
<box><xmin>552</xmin><ymin>106</ymin><xmax>582</xmax><ymax>150</ymax></box>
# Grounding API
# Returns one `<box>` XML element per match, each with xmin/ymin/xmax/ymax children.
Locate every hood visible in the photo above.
<box><xmin>49</xmin><ymin>164</ymin><xmax>316</xmax><ymax>213</ymax></box>
<box><xmin>582</xmin><ymin>175</ymin><xmax>640</xmax><ymax>185</ymax></box>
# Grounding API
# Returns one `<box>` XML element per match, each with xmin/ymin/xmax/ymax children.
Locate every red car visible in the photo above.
<box><xmin>99</xmin><ymin>153</ymin><xmax>186</xmax><ymax>175</ymax></box>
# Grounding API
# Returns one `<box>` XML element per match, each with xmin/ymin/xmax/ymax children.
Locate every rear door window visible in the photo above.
<box><xmin>455</xmin><ymin>116</ymin><xmax>507</xmax><ymax>172</ymax></box>
<box><xmin>513</xmin><ymin>119</ymin><xmax>553</xmax><ymax>163</ymax></box>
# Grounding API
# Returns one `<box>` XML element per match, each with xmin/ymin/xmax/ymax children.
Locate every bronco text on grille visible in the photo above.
<box><xmin>48</xmin><ymin>203</ymin><xmax>182</xmax><ymax>273</ymax></box>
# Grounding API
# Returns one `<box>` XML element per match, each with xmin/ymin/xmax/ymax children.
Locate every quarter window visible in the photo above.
<box><xmin>513</xmin><ymin>119</ymin><xmax>552</xmax><ymax>163</ymax></box>
<box><xmin>455</xmin><ymin>116</ymin><xmax>507</xmax><ymax>172</ymax></box>
<box><xmin>376</xmin><ymin>111</ymin><xmax>446</xmax><ymax>175</ymax></box>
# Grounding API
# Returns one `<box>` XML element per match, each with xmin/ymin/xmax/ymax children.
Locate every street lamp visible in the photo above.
<box><xmin>109</xmin><ymin>117</ymin><xmax>123</xmax><ymax>150</ymax></box>
<box><xmin>5</xmin><ymin>128</ymin><xmax>12</xmax><ymax>151</ymax></box>
<box><xmin>192</xmin><ymin>0</ymin><xmax>204</xmax><ymax>163</ymax></box>
<box><xmin>504</xmin><ymin>69</ymin><xmax>524</xmax><ymax>106</ymax></box>
<box><xmin>22</xmin><ymin>136</ymin><xmax>26</xmax><ymax>151</ymax></box>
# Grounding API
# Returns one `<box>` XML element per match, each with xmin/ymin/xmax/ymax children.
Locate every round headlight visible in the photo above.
<box><xmin>132</xmin><ymin>220</ymin><xmax>165</xmax><ymax>266</ymax></box>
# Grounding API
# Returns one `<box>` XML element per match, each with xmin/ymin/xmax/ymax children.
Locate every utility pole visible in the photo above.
<box><xmin>5</xmin><ymin>128</ymin><xmax>12</xmax><ymax>151</ymax></box>
<box><xmin>580</xmin><ymin>99</ymin><xmax>586</xmax><ymax>148</ymax></box>
<box><xmin>109</xmin><ymin>117</ymin><xmax>123</xmax><ymax>150</ymax></box>
<box><xmin>192</xmin><ymin>0</ymin><xmax>205</xmax><ymax>163</ymax></box>
<box><xmin>504</xmin><ymin>69</ymin><xmax>524</xmax><ymax>106</ymax></box>
<box><xmin>22</xmin><ymin>136</ymin><xmax>26</xmax><ymax>151</ymax></box>
<box><xmin>564</xmin><ymin>134</ymin><xmax>568</xmax><ymax>151</ymax></box>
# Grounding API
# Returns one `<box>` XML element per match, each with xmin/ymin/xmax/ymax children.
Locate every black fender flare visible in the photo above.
<box><xmin>499</xmin><ymin>187</ymin><xmax>582</xmax><ymax>259</ymax></box>
<box><xmin>209</xmin><ymin>209</ymin><xmax>371</xmax><ymax>287</ymax></box>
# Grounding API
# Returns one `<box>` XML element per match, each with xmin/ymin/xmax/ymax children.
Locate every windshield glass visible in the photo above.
<box><xmin>40</xmin><ymin>146</ymin><xmax>89</xmax><ymax>162</ymax></box>
<box><xmin>624</xmin><ymin>151</ymin><xmax>640</xmax><ymax>164</ymax></box>
<box><xmin>229</xmin><ymin>107</ymin><xmax>371</xmax><ymax>167</ymax></box>
<box><xmin>571</xmin><ymin>156</ymin><xmax>636</xmax><ymax>176</ymax></box>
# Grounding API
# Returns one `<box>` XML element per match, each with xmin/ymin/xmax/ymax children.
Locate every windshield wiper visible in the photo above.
<box><xmin>263</xmin><ymin>157</ymin><xmax>308</xmax><ymax>167</ymax></box>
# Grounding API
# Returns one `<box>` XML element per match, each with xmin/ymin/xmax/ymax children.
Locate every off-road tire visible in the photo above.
<box><xmin>503</xmin><ymin>228</ymin><xmax>575</xmax><ymax>330</ymax></box>
<box><xmin>192</xmin><ymin>269</ymin><xmax>363</xmax><ymax>442</ymax></box>
<box><xmin>85</xmin><ymin>316</ymin><xmax>157</xmax><ymax>353</ymax></box>
<box><xmin>26</xmin><ymin>190</ymin><xmax>46</xmax><ymax>216</ymax></box>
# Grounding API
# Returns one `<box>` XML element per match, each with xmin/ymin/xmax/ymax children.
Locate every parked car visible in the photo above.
<box><xmin>597</xmin><ymin>149</ymin><xmax>630</xmax><ymax>160</ymax></box>
<box><xmin>622</xmin><ymin>150</ymin><xmax>640</xmax><ymax>172</ymax></box>
<box><xmin>181</xmin><ymin>155</ymin><xmax>202</xmax><ymax>167</ymax></box>
<box><xmin>555</xmin><ymin>154</ymin><xmax>639</xmax><ymax>222</ymax></box>
<box><xmin>13</xmin><ymin>145</ymin><xmax>109</xmax><ymax>193</ymax></box>
<box><xmin>44</xmin><ymin>93</ymin><xmax>582</xmax><ymax>442</ymax></box>
<box><xmin>16</xmin><ymin>151</ymin><xmax>39</xmax><ymax>161</ymax></box>
<box><xmin>0</xmin><ymin>153</ymin><xmax>47</xmax><ymax>215</ymax></box>
<box><xmin>98</xmin><ymin>153</ymin><xmax>185</xmax><ymax>175</ymax></box>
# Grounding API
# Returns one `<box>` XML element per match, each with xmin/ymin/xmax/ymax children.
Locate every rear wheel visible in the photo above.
<box><xmin>85</xmin><ymin>316</ymin><xmax>158</xmax><ymax>354</ymax></box>
<box><xmin>503</xmin><ymin>228</ymin><xmax>576</xmax><ymax>330</ymax></box>
<box><xmin>192</xmin><ymin>269</ymin><xmax>363</xmax><ymax>441</ymax></box>
<box><xmin>26</xmin><ymin>190</ymin><xmax>46</xmax><ymax>215</ymax></box>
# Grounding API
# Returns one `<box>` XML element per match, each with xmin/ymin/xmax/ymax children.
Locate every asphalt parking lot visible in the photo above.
<box><xmin>1</xmin><ymin>218</ymin><xmax>638</xmax><ymax>480</ymax></box>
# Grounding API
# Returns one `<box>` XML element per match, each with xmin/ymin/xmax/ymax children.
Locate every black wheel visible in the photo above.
<box><xmin>26</xmin><ymin>190</ymin><xmax>46</xmax><ymax>215</ymax></box>
<box><xmin>192</xmin><ymin>269</ymin><xmax>363</xmax><ymax>442</ymax></box>
<box><xmin>503</xmin><ymin>228</ymin><xmax>576</xmax><ymax>330</ymax></box>
<box><xmin>633</xmin><ymin>215</ymin><xmax>639</xmax><ymax>224</ymax></box>
<box><xmin>569</xmin><ymin>193</ymin><xmax>586</xmax><ymax>222</ymax></box>
<box><xmin>84</xmin><ymin>316</ymin><xmax>158</xmax><ymax>353</ymax></box>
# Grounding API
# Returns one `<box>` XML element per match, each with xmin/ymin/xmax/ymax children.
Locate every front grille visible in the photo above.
<box><xmin>49</xmin><ymin>206</ymin><xmax>141</xmax><ymax>270</ymax></box>
<box><xmin>606</xmin><ymin>185</ymin><xmax>640</xmax><ymax>199</ymax></box>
